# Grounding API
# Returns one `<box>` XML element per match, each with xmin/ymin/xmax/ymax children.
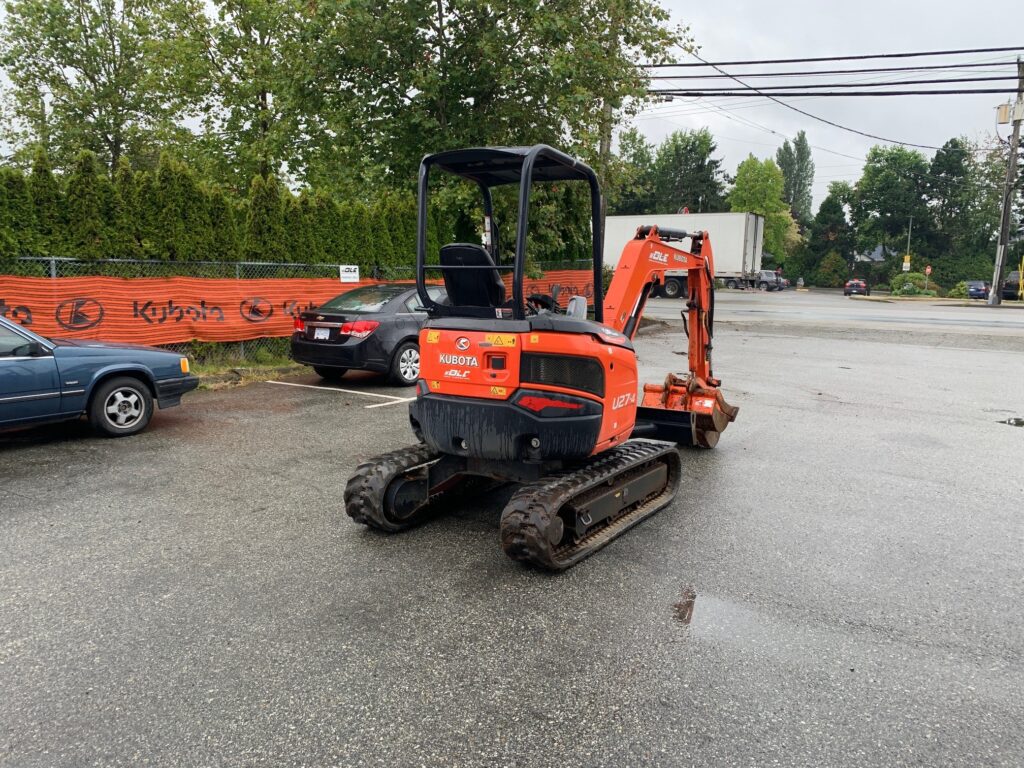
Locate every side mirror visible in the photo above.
<box><xmin>26</xmin><ymin>341</ymin><xmax>44</xmax><ymax>357</ymax></box>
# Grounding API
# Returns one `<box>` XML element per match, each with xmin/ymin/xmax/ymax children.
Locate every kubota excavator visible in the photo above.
<box><xmin>344</xmin><ymin>145</ymin><xmax>738</xmax><ymax>569</ymax></box>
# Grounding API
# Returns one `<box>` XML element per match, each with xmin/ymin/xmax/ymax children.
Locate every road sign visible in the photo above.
<box><xmin>902</xmin><ymin>260</ymin><xmax>910</xmax><ymax>272</ymax></box>
<box><xmin>925</xmin><ymin>265</ymin><xmax>932</xmax><ymax>276</ymax></box>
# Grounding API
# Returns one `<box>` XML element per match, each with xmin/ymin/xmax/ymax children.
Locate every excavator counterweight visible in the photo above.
<box><xmin>343</xmin><ymin>145</ymin><xmax>738</xmax><ymax>569</ymax></box>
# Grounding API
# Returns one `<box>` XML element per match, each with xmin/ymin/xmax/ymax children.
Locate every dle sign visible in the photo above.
<box><xmin>339</xmin><ymin>265</ymin><xmax>360</xmax><ymax>283</ymax></box>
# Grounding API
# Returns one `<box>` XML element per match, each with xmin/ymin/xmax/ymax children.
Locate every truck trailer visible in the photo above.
<box><xmin>604</xmin><ymin>212</ymin><xmax>768</xmax><ymax>296</ymax></box>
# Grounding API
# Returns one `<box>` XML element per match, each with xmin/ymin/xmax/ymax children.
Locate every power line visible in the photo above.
<box><xmin>652</xmin><ymin>76</ymin><xmax>1017</xmax><ymax>91</ymax></box>
<box><xmin>643</xmin><ymin>46</ymin><xmax>1024</xmax><ymax>68</ymax></box>
<box><xmin>649</xmin><ymin>88</ymin><xmax>1014</xmax><ymax>97</ymax></box>
<box><xmin>649</xmin><ymin>63</ymin><xmax>1018</xmax><ymax>79</ymax></box>
<box><xmin>678</xmin><ymin>51</ymin><xmax>965</xmax><ymax>149</ymax></box>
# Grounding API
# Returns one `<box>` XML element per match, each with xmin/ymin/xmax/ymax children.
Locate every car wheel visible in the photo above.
<box><xmin>662</xmin><ymin>278</ymin><xmax>683</xmax><ymax>299</ymax></box>
<box><xmin>758</xmin><ymin>281</ymin><xmax>769</xmax><ymax>291</ymax></box>
<box><xmin>725</xmin><ymin>279</ymin><xmax>739</xmax><ymax>289</ymax></box>
<box><xmin>88</xmin><ymin>376</ymin><xmax>153</xmax><ymax>437</ymax></box>
<box><xmin>313</xmin><ymin>366</ymin><xmax>348</xmax><ymax>381</ymax></box>
<box><xmin>390</xmin><ymin>342</ymin><xmax>420</xmax><ymax>386</ymax></box>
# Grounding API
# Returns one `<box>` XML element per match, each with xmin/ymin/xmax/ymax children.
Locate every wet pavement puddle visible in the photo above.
<box><xmin>673</xmin><ymin>586</ymin><xmax>697</xmax><ymax>625</ymax></box>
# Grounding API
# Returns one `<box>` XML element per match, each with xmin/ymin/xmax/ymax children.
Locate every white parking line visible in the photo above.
<box><xmin>363</xmin><ymin>396</ymin><xmax>417</xmax><ymax>409</ymax></box>
<box><xmin>266</xmin><ymin>380</ymin><xmax>404</xmax><ymax>401</ymax></box>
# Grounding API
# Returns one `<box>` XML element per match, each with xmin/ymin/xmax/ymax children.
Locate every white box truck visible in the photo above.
<box><xmin>604</xmin><ymin>212</ymin><xmax>772</xmax><ymax>297</ymax></box>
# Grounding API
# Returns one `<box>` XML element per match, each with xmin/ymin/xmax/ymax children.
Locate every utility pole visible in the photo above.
<box><xmin>989</xmin><ymin>57</ymin><xmax>1024</xmax><ymax>306</ymax></box>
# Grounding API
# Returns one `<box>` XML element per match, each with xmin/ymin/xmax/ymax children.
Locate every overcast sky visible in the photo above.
<box><xmin>633</xmin><ymin>0</ymin><xmax>1022</xmax><ymax>208</ymax></box>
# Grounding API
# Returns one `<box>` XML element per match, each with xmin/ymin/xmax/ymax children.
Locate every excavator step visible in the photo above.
<box><xmin>499</xmin><ymin>440</ymin><xmax>682</xmax><ymax>570</ymax></box>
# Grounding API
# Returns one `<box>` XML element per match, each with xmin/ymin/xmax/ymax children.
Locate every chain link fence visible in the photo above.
<box><xmin>3</xmin><ymin>256</ymin><xmax>593</xmax><ymax>364</ymax></box>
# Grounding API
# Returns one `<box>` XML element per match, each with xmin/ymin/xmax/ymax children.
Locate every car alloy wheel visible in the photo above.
<box><xmin>89</xmin><ymin>376</ymin><xmax>154</xmax><ymax>437</ymax></box>
<box><xmin>399</xmin><ymin>346</ymin><xmax>420</xmax><ymax>382</ymax></box>
<box><xmin>104</xmin><ymin>387</ymin><xmax>145</xmax><ymax>428</ymax></box>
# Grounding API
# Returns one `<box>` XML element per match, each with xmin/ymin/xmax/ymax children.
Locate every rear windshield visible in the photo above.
<box><xmin>319</xmin><ymin>285</ymin><xmax>408</xmax><ymax>313</ymax></box>
<box><xmin>968</xmin><ymin>281</ymin><xmax>985</xmax><ymax>287</ymax></box>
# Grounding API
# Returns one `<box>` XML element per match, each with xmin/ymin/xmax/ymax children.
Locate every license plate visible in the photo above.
<box><xmin>314</xmin><ymin>327</ymin><xmax>330</xmax><ymax>340</ymax></box>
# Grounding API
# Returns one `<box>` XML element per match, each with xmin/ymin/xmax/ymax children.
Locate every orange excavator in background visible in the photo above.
<box><xmin>345</xmin><ymin>145</ymin><xmax>738</xmax><ymax>569</ymax></box>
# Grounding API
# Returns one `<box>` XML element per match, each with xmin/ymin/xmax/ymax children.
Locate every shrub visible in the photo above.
<box><xmin>947</xmin><ymin>281</ymin><xmax>968</xmax><ymax>299</ymax></box>
<box><xmin>891</xmin><ymin>271</ymin><xmax>942</xmax><ymax>294</ymax></box>
<box><xmin>814</xmin><ymin>251</ymin><xmax>848</xmax><ymax>287</ymax></box>
<box><xmin>873</xmin><ymin>283</ymin><xmax>890</xmax><ymax>292</ymax></box>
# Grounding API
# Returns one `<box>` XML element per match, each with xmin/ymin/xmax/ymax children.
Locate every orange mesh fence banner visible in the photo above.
<box><xmin>0</xmin><ymin>270</ymin><xmax>595</xmax><ymax>345</ymax></box>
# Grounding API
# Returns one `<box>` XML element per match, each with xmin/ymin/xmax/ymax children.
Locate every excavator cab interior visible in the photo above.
<box><xmin>414</xmin><ymin>145</ymin><xmax>604</xmax><ymax>321</ymax></box>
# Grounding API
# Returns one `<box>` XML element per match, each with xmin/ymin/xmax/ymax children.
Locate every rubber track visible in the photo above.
<box><xmin>344</xmin><ymin>444</ymin><xmax>444</xmax><ymax>532</ymax></box>
<box><xmin>500</xmin><ymin>440</ymin><xmax>681</xmax><ymax>571</ymax></box>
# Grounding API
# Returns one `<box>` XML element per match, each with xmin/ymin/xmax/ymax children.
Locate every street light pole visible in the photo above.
<box><xmin>989</xmin><ymin>57</ymin><xmax>1024</xmax><ymax>306</ymax></box>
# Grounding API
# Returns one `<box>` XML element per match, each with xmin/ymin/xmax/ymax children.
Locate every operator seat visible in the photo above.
<box><xmin>439</xmin><ymin>244</ymin><xmax>506</xmax><ymax>308</ymax></box>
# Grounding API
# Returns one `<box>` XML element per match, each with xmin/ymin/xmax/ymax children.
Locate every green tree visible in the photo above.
<box><xmin>201</xmin><ymin>0</ymin><xmax>303</xmax><ymax>187</ymax></box>
<box><xmin>809</xmin><ymin>191</ymin><xmax>854</xmax><ymax>265</ymax></box>
<box><xmin>206</xmin><ymin>185</ymin><xmax>241</xmax><ymax>261</ymax></box>
<box><xmin>64</xmin><ymin>151</ymin><xmax>110</xmax><ymax>260</ymax></box>
<box><xmin>650</xmin><ymin>129</ymin><xmax>727</xmax><ymax>214</ymax></box>
<box><xmin>851</xmin><ymin>145</ymin><xmax>933</xmax><ymax>273</ymax></box>
<box><xmin>1</xmin><ymin>167</ymin><xmax>39</xmax><ymax>255</ymax></box>
<box><xmin>775</xmin><ymin>130</ymin><xmax>814</xmax><ymax>225</ymax></box>
<box><xmin>0</xmin><ymin>174</ymin><xmax>19</xmax><ymax>261</ymax></box>
<box><xmin>608</xmin><ymin>128</ymin><xmax>655</xmax><ymax>215</ymax></box>
<box><xmin>151</xmin><ymin>154</ymin><xmax>213</xmax><ymax>261</ymax></box>
<box><xmin>1</xmin><ymin>0</ymin><xmax>210</xmax><ymax>169</ymax></box>
<box><xmin>244</xmin><ymin>174</ymin><xmax>286</xmax><ymax>261</ymax></box>
<box><xmin>109</xmin><ymin>158</ymin><xmax>142</xmax><ymax>259</ymax></box>
<box><xmin>28</xmin><ymin>147</ymin><xmax>63</xmax><ymax>255</ymax></box>
<box><xmin>729</xmin><ymin>155</ymin><xmax>795</xmax><ymax>260</ymax></box>
<box><xmin>924</xmin><ymin>138</ymin><xmax>1004</xmax><ymax>283</ymax></box>
<box><xmin>300</xmin><ymin>0</ymin><xmax>686</xmax><ymax>186</ymax></box>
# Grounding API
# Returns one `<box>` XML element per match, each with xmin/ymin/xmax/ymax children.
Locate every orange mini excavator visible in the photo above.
<box><xmin>345</xmin><ymin>145</ymin><xmax>738</xmax><ymax>569</ymax></box>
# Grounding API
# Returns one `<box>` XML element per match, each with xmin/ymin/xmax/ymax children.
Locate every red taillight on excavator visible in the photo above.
<box><xmin>518</xmin><ymin>395</ymin><xmax>583</xmax><ymax>413</ymax></box>
<box><xmin>294</xmin><ymin>316</ymin><xmax>305</xmax><ymax>332</ymax></box>
<box><xmin>341</xmin><ymin>320</ymin><xmax>379</xmax><ymax>338</ymax></box>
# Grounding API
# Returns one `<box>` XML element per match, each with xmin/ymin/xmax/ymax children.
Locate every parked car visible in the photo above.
<box><xmin>844</xmin><ymin>279</ymin><xmax>870</xmax><ymax>296</ymax></box>
<box><xmin>291</xmin><ymin>284</ymin><xmax>448</xmax><ymax>385</ymax></box>
<box><xmin>756</xmin><ymin>270</ymin><xmax>782</xmax><ymax>291</ymax></box>
<box><xmin>1002</xmin><ymin>271</ymin><xmax>1021</xmax><ymax>301</ymax></box>
<box><xmin>966</xmin><ymin>280</ymin><xmax>990</xmax><ymax>300</ymax></box>
<box><xmin>0</xmin><ymin>315</ymin><xmax>197</xmax><ymax>436</ymax></box>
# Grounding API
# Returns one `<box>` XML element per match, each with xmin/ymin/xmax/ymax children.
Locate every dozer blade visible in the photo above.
<box><xmin>634</xmin><ymin>389</ymin><xmax>739</xmax><ymax>449</ymax></box>
<box><xmin>500</xmin><ymin>440</ymin><xmax>682</xmax><ymax>570</ymax></box>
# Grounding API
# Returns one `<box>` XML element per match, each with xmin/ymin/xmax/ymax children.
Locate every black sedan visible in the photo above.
<box><xmin>291</xmin><ymin>284</ymin><xmax>447</xmax><ymax>385</ymax></box>
<box><xmin>1002</xmin><ymin>271</ymin><xmax>1021</xmax><ymax>301</ymax></box>
<box><xmin>844</xmin><ymin>279</ymin><xmax>870</xmax><ymax>296</ymax></box>
<box><xmin>966</xmin><ymin>280</ymin><xmax>990</xmax><ymax>300</ymax></box>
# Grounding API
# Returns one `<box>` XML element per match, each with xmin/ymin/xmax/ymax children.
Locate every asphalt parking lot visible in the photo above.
<box><xmin>2</xmin><ymin>291</ymin><xmax>1023</xmax><ymax>767</ymax></box>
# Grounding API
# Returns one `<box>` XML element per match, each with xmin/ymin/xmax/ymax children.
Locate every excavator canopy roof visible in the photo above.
<box><xmin>424</xmin><ymin>146</ymin><xmax>597</xmax><ymax>187</ymax></box>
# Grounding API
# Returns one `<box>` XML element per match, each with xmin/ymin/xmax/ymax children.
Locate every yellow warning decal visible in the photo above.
<box><xmin>426</xmin><ymin>330</ymin><xmax>440</xmax><ymax>344</ymax></box>
<box><xmin>430</xmin><ymin>380</ymin><xmax>441</xmax><ymax>390</ymax></box>
<box><xmin>529</xmin><ymin>334</ymin><xmax>540</xmax><ymax>344</ymax></box>
<box><xmin>490</xmin><ymin>386</ymin><xmax>507</xmax><ymax>396</ymax></box>
<box><xmin>485</xmin><ymin>333</ymin><xmax>516</xmax><ymax>347</ymax></box>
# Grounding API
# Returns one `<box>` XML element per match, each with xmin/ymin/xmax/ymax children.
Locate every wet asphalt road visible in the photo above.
<box><xmin>2</xmin><ymin>292</ymin><xmax>1023</xmax><ymax>766</ymax></box>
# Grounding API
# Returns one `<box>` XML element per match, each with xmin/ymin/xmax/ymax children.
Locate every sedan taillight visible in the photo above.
<box><xmin>294</xmin><ymin>316</ymin><xmax>306</xmax><ymax>332</ymax></box>
<box><xmin>341</xmin><ymin>320</ymin><xmax>379</xmax><ymax>338</ymax></box>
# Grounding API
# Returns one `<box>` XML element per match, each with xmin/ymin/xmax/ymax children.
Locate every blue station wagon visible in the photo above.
<box><xmin>0</xmin><ymin>316</ymin><xmax>199</xmax><ymax>437</ymax></box>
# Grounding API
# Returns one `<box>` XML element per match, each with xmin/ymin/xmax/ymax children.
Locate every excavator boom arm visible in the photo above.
<box><xmin>602</xmin><ymin>226</ymin><xmax>717</xmax><ymax>383</ymax></box>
